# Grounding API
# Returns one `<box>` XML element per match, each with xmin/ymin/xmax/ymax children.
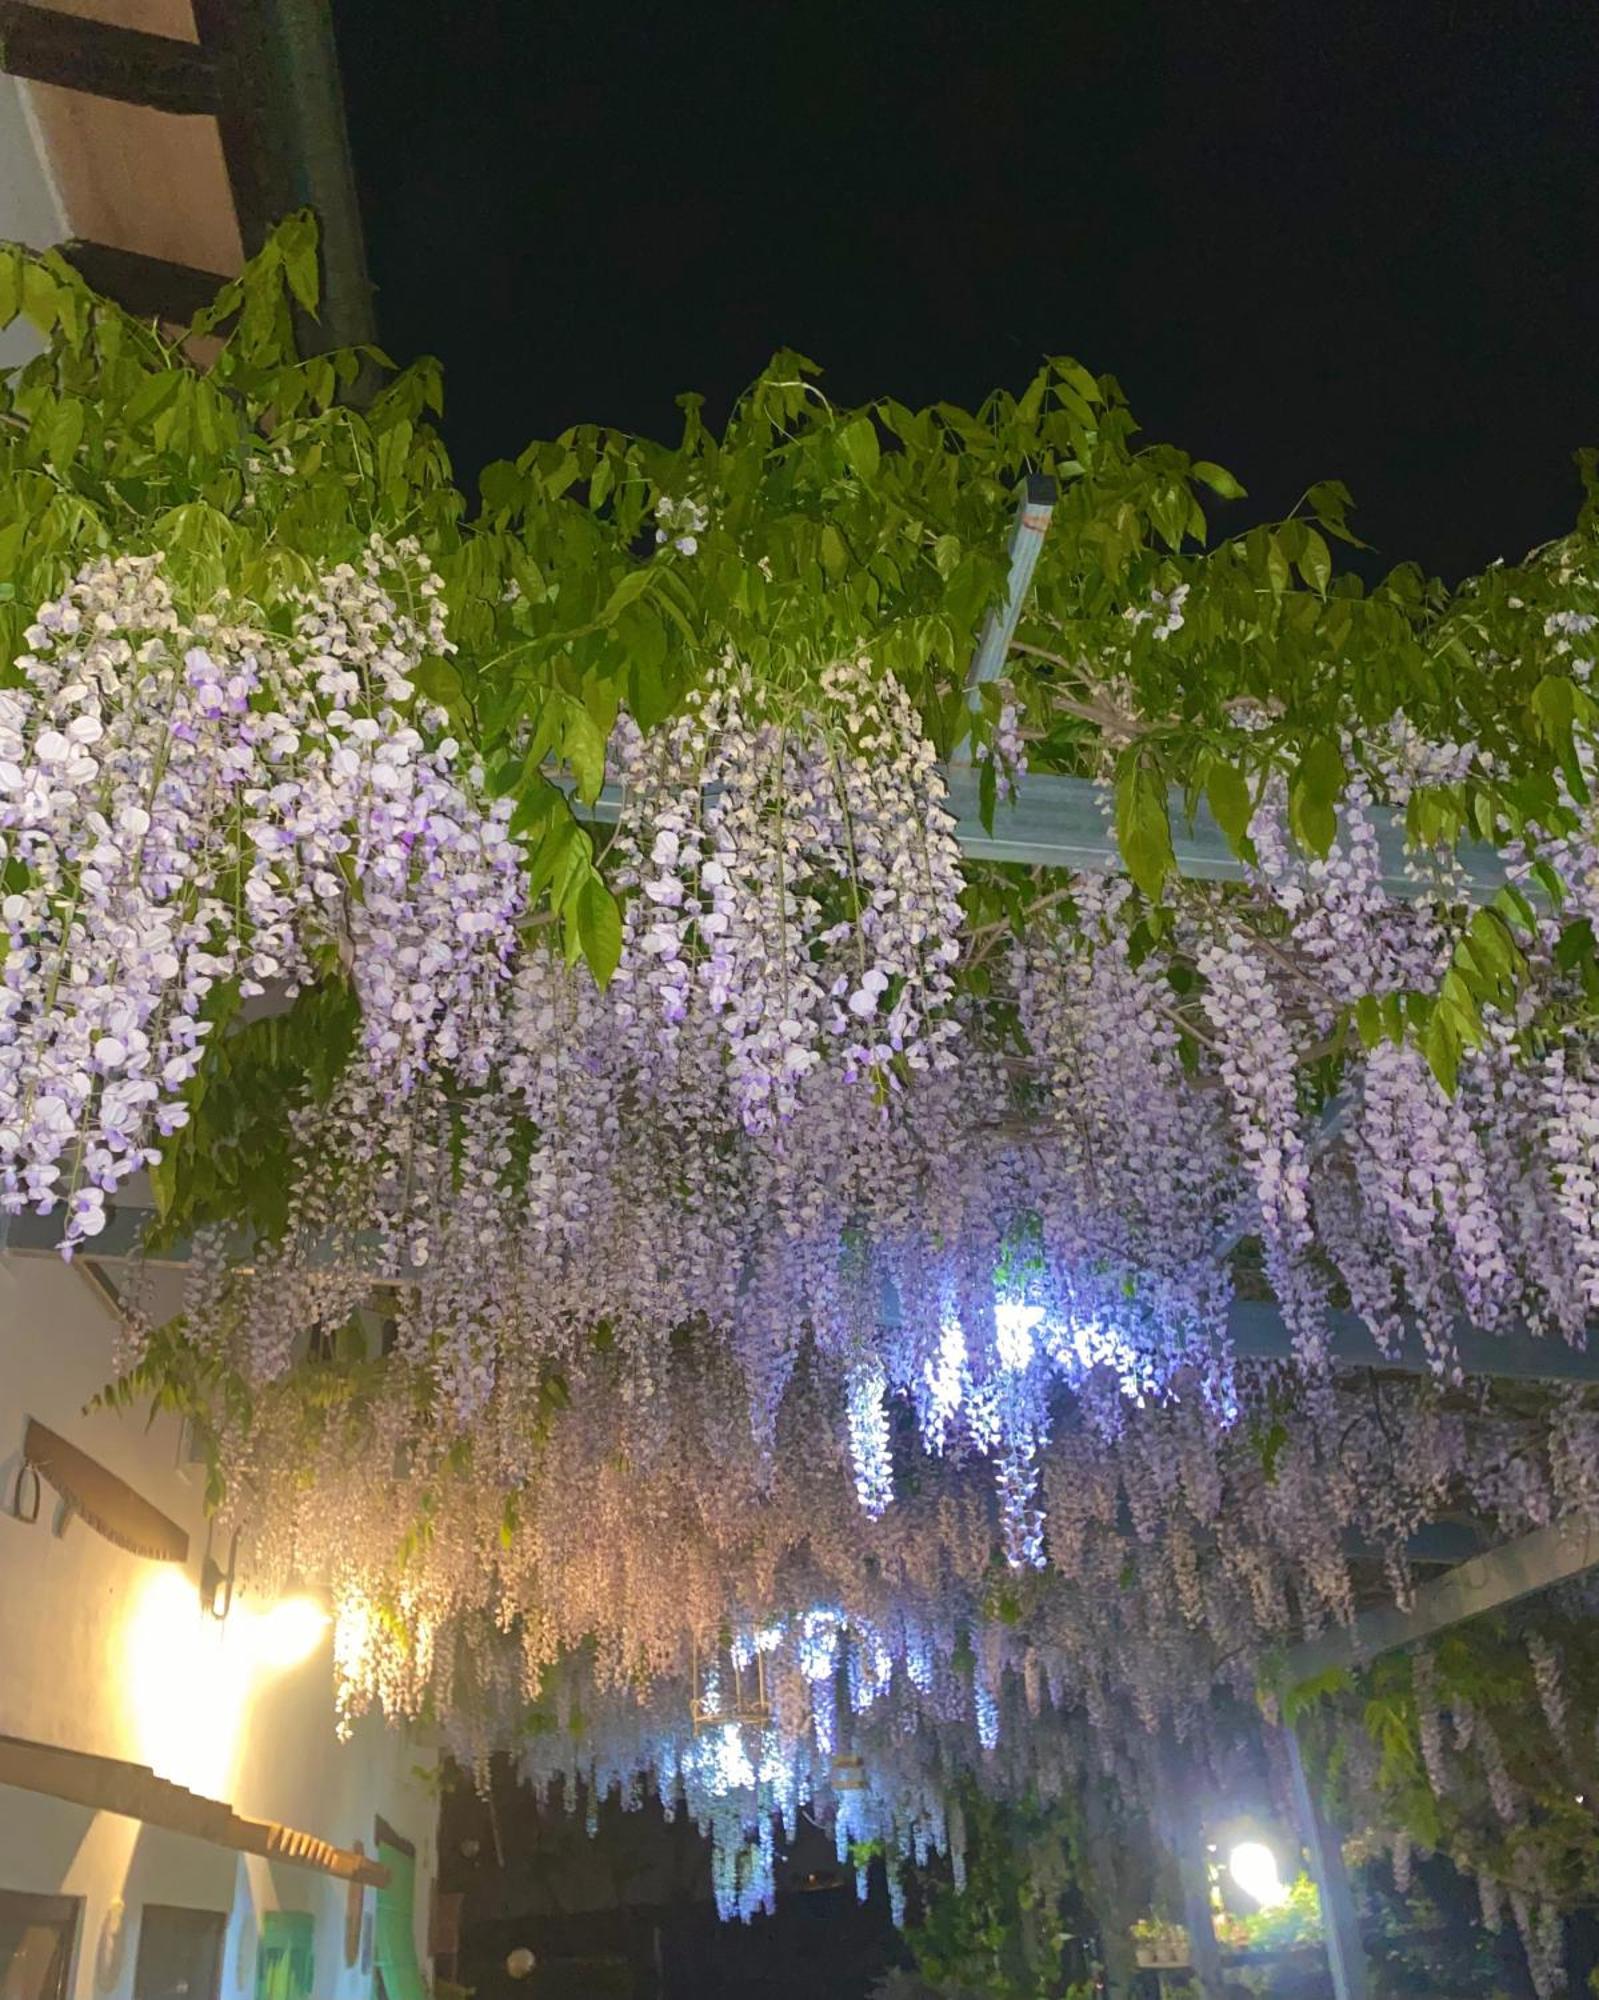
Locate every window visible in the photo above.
<box><xmin>132</xmin><ymin>1906</ymin><xmax>225</xmax><ymax>2000</ymax></box>
<box><xmin>253</xmin><ymin>1913</ymin><xmax>314</xmax><ymax>2000</ymax></box>
<box><xmin>372</xmin><ymin>1824</ymin><xmax>426</xmax><ymax>2000</ymax></box>
<box><xmin>0</xmin><ymin>1890</ymin><xmax>78</xmax><ymax>2000</ymax></box>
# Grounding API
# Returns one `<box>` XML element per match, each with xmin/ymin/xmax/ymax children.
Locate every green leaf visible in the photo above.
<box><xmin>1458</xmin><ymin>907</ymin><xmax>1522</xmax><ymax>997</ymax></box>
<box><xmin>20</xmin><ymin>259</ymin><xmax>57</xmax><ymax>335</ymax></box>
<box><xmin>840</xmin><ymin>416</ymin><xmax>880</xmax><ymax>483</ymax></box>
<box><xmin>1306</xmin><ymin>479</ymin><xmax>1366</xmax><ymax>547</ymax></box>
<box><xmin>1115</xmin><ymin>757</ymin><xmax>1174</xmax><ymax>899</ymax></box>
<box><xmin>1423</xmin><ymin>999</ymin><xmax>1462</xmax><ymax>1095</ymax></box>
<box><xmin>1491</xmin><ymin>882</ymin><xmax>1537</xmax><ymax>937</ymax></box>
<box><xmin>278</xmin><ymin>213</ymin><xmax>321</xmax><ymax>314</ymax></box>
<box><xmin>1052</xmin><ymin>357</ymin><xmax>1102</xmax><ymax>406</ymax></box>
<box><xmin>1298</xmin><ymin>526</ymin><xmax>1332</xmax><ymax>594</ymax></box>
<box><xmin>1192</xmin><ymin>460</ymin><xmax>1247</xmax><ymax>501</ymax></box>
<box><xmin>560</xmin><ymin>696</ymin><xmax>608</xmax><ymax>804</ymax></box>
<box><xmin>1288</xmin><ymin>738</ymin><xmax>1347</xmax><ymax>858</ymax></box>
<box><xmin>1204</xmin><ymin>758</ymin><xmax>1255</xmax><ymax>859</ymax></box>
<box><xmin>575</xmin><ymin>874</ymin><xmax>621</xmax><ymax>985</ymax></box>
<box><xmin>1531</xmin><ymin>673</ymin><xmax>1593</xmax><ymax>798</ymax></box>
<box><xmin>598</xmin><ymin>567</ymin><xmax>653</xmax><ymax>622</ymax></box>
<box><xmin>46</xmin><ymin>397</ymin><xmax>84</xmax><ymax>474</ymax></box>
<box><xmin>1556</xmin><ymin>917</ymin><xmax>1596</xmax><ymax>974</ymax></box>
<box><xmin>124</xmin><ymin>369</ymin><xmax>186</xmax><ymax>431</ymax></box>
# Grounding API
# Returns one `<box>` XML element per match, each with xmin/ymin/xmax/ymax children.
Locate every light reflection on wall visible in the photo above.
<box><xmin>122</xmin><ymin>1573</ymin><xmax>331</xmax><ymax>1798</ymax></box>
<box><xmin>124</xmin><ymin>1570</ymin><xmax>256</xmax><ymax>1795</ymax></box>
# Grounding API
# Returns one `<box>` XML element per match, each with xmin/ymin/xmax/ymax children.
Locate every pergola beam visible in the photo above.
<box><xmin>58</xmin><ymin>240</ymin><xmax>232</xmax><ymax>325</ymax></box>
<box><xmin>8</xmin><ymin>1209</ymin><xmax>1599</xmax><ymax>1388</ymax></box>
<box><xmin>1228</xmin><ymin>1299</ymin><xmax>1599</xmax><ymax>1384</ymax></box>
<box><xmin>1283</xmin><ymin>1724</ymin><xmax>1371</xmax><ymax>2000</ymax></box>
<box><xmin>1283</xmin><ymin>1510</ymin><xmax>1599</xmax><ymax>1685</ymax></box>
<box><xmin>558</xmin><ymin>491</ymin><xmax>1512</xmax><ymax>898</ymax></box>
<box><xmin>965</xmin><ymin>473</ymin><xmax>1057</xmax><ymax>697</ymax></box>
<box><xmin>567</xmin><ymin>765</ymin><xmax>1508</xmax><ymax>900</ymax></box>
<box><xmin>0</xmin><ymin>1732</ymin><xmax>389</xmax><ymax>1885</ymax></box>
<box><xmin>0</xmin><ymin>3</ymin><xmax>219</xmax><ymax>115</ymax></box>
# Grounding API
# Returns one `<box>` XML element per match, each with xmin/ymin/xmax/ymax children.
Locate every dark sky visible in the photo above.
<box><xmin>332</xmin><ymin>0</ymin><xmax>1599</xmax><ymax>581</ymax></box>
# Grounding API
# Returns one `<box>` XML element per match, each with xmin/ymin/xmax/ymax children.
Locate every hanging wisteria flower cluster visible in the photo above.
<box><xmin>609</xmin><ymin>651</ymin><xmax>966</xmax><ymax>1127</ymax></box>
<box><xmin>158</xmin><ymin>748</ymin><xmax>1599</xmax><ymax>1547</ymax></box>
<box><xmin>0</xmin><ymin>540</ymin><xmax>523</xmax><ymax>1245</ymax></box>
<box><xmin>16</xmin><ymin>535</ymin><xmax>1599</xmax><ymax>1991</ymax></box>
<box><xmin>209</xmin><ymin>1291</ymin><xmax>1599</xmax><ymax>1944</ymax></box>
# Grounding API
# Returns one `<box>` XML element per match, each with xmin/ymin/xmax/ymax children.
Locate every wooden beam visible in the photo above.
<box><xmin>58</xmin><ymin>240</ymin><xmax>227</xmax><ymax>324</ymax></box>
<box><xmin>1283</xmin><ymin>1511</ymin><xmax>1599</xmax><ymax>1685</ymax></box>
<box><xmin>187</xmin><ymin>0</ymin><xmax>282</xmax><ymax>259</ymax></box>
<box><xmin>0</xmin><ymin>1733</ymin><xmax>390</xmax><ymax>1887</ymax></box>
<box><xmin>0</xmin><ymin>2</ymin><xmax>219</xmax><ymax>115</ymax></box>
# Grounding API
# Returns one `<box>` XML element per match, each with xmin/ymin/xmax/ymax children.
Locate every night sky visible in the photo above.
<box><xmin>332</xmin><ymin>0</ymin><xmax>1599</xmax><ymax>582</ymax></box>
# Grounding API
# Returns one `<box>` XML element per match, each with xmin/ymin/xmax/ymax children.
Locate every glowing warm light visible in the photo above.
<box><xmin>1229</xmin><ymin>1840</ymin><xmax>1289</xmax><ymax>1908</ymax></box>
<box><xmin>252</xmin><ymin>1594</ymin><xmax>332</xmax><ymax>1669</ymax></box>
<box><xmin>123</xmin><ymin>1574</ymin><xmax>335</xmax><ymax>1794</ymax></box>
<box><xmin>123</xmin><ymin>1569</ymin><xmax>253</xmax><ymax>1795</ymax></box>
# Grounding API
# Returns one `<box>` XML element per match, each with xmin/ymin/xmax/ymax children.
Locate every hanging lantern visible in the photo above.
<box><xmin>830</xmin><ymin>1753</ymin><xmax>866</xmax><ymax>1792</ymax></box>
<box><xmin>690</xmin><ymin>1633</ymin><xmax>771</xmax><ymax>1731</ymax></box>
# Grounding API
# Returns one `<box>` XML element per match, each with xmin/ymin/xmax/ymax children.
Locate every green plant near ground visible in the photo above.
<box><xmin>899</xmin><ymin>1791</ymin><xmax>1091</xmax><ymax>2000</ymax></box>
<box><xmin>1289</xmin><ymin>1611</ymin><xmax>1599</xmax><ymax>1921</ymax></box>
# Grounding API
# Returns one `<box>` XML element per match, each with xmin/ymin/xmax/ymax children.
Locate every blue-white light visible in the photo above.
<box><xmin>994</xmin><ymin>1299</ymin><xmax>1044</xmax><ymax>1370</ymax></box>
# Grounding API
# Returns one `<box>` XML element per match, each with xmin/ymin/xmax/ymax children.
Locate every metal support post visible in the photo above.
<box><xmin>964</xmin><ymin>473</ymin><xmax>1058</xmax><ymax>701</ymax></box>
<box><xmin>1283</xmin><ymin>1723</ymin><xmax>1370</xmax><ymax>2000</ymax></box>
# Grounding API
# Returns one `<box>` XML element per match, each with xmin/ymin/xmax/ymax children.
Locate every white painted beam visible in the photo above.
<box><xmin>1283</xmin><ymin>1511</ymin><xmax>1599</xmax><ymax>1685</ymax></box>
<box><xmin>10</xmin><ymin>1209</ymin><xmax>1599</xmax><ymax>1388</ymax></box>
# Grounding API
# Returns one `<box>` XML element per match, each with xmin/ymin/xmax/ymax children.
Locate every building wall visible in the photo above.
<box><xmin>0</xmin><ymin>0</ymin><xmax>241</xmax><ymax>362</ymax></box>
<box><xmin>0</xmin><ymin>70</ymin><xmax>64</xmax><ymax>368</ymax></box>
<box><xmin>0</xmin><ymin>55</ymin><xmax>430</xmax><ymax>2000</ymax></box>
<box><xmin>0</xmin><ymin>1253</ymin><xmax>440</xmax><ymax>2000</ymax></box>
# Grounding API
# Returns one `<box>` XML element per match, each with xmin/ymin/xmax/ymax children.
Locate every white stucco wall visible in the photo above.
<box><xmin>0</xmin><ymin>1253</ymin><xmax>439</xmax><ymax>2000</ymax></box>
<box><xmin>0</xmin><ymin>71</ymin><xmax>65</xmax><ymax>367</ymax></box>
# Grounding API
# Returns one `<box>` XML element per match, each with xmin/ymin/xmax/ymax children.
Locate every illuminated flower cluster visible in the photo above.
<box><xmin>0</xmin><ymin>542</ymin><xmax>522</xmax><ymax>1245</ymax></box>
<box><xmin>611</xmin><ymin>655</ymin><xmax>965</xmax><ymax>1128</ymax></box>
<box><xmin>18</xmin><ymin>552</ymin><xmax>1599</xmax><ymax>1994</ymax></box>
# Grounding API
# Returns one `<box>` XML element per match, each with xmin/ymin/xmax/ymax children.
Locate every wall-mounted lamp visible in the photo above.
<box><xmin>9</xmin><ymin>1457</ymin><xmax>41</xmax><ymax>1525</ymax></box>
<box><xmin>200</xmin><ymin>1524</ymin><xmax>239</xmax><ymax>1620</ymax></box>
